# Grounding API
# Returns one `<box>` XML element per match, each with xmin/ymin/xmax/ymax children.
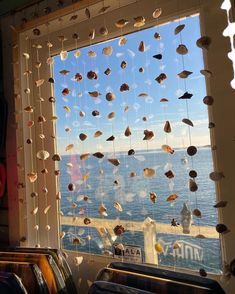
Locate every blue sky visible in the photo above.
<box><xmin>54</xmin><ymin>15</ymin><xmax>210</xmax><ymax>154</ymax></box>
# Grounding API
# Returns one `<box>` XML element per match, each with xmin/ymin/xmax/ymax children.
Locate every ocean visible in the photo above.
<box><xmin>60</xmin><ymin>147</ymin><xmax>221</xmax><ymax>273</ymax></box>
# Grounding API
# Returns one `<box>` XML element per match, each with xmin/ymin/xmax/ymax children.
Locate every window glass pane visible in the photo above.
<box><xmin>54</xmin><ymin>14</ymin><xmax>221</xmax><ymax>273</ymax></box>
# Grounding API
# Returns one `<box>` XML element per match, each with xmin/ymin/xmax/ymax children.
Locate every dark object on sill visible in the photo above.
<box><xmin>101</xmin><ymin>262</ymin><xmax>225</xmax><ymax>293</ymax></box>
<box><xmin>89</xmin><ymin>281</ymin><xmax>153</xmax><ymax>294</ymax></box>
<box><xmin>0</xmin><ymin>271</ymin><xmax>27</xmax><ymax>293</ymax></box>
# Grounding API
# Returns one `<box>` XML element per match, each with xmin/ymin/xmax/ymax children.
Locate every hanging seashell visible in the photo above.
<box><xmin>84</xmin><ymin>217</ymin><xmax>91</xmax><ymax>225</ymax></box>
<box><xmin>46</xmin><ymin>57</ymin><xmax>54</xmax><ymax>65</ymax></box>
<box><xmin>34</xmin><ymin>61</ymin><xmax>42</xmax><ymax>69</ymax></box>
<box><xmin>187</xmin><ymin>145</ymin><xmax>197</xmax><ymax>156</ymax></box>
<box><xmin>36</xmin><ymin>150</ymin><xmax>50</xmax><ymax>160</ymax></box>
<box><xmin>99</xmin><ymin>6</ymin><xmax>110</xmax><ymax>13</ymax></box>
<box><xmin>174</xmin><ymin>24</ymin><xmax>185</xmax><ymax>35</ymax></box>
<box><xmin>143</xmin><ymin>168</ymin><xmax>155</xmax><ymax>177</ymax></box>
<box><xmin>203</xmin><ymin>95</ymin><xmax>214</xmax><ymax>106</ymax></box>
<box><xmin>115</xmin><ymin>19</ymin><xmax>129</xmax><ymax>28</ymax></box>
<box><xmin>155</xmin><ymin>242</ymin><xmax>163</xmax><ymax>253</ymax></box>
<box><xmin>216</xmin><ymin>224</ymin><xmax>230</xmax><ymax>234</ymax></box>
<box><xmin>162</xmin><ymin>144</ymin><xmax>174</xmax><ymax>154</ymax></box>
<box><xmin>176</xmin><ymin>44</ymin><xmax>188</xmax><ymax>55</ymax></box>
<box><xmin>35</xmin><ymin>79</ymin><xmax>45</xmax><ymax>87</ymax></box>
<box><xmin>180</xmin><ymin>202</ymin><xmax>192</xmax><ymax>234</ymax></box>
<box><xmin>27</xmin><ymin>121</ymin><xmax>34</xmax><ymax>128</ymax></box>
<box><xmin>104</xmin><ymin>68</ymin><xmax>111</xmax><ymax>76</ymax></box>
<box><xmin>68</xmin><ymin>183</ymin><xmax>76</xmax><ymax>192</ymax></box>
<box><xmin>27</xmin><ymin>172</ymin><xmax>37</xmax><ymax>183</ymax></box>
<box><xmin>74</xmin><ymin>73</ymin><xmax>83</xmax><ymax>81</ymax></box>
<box><xmin>114</xmin><ymin>202</ymin><xmax>123</xmax><ymax>212</ymax></box>
<box><xmin>209</xmin><ymin>171</ymin><xmax>224</xmax><ymax>181</ymax></box>
<box><xmin>41</xmin><ymin>168</ymin><xmax>48</xmax><ymax>174</ymax></box>
<box><xmin>153</xmin><ymin>54</ymin><xmax>162</xmax><ymax>60</ymax></box>
<box><xmin>60</xmin><ymin>232</ymin><xmax>66</xmax><ymax>239</ymax></box>
<box><xmin>155</xmin><ymin>73</ymin><xmax>167</xmax><ymax>84</ymax></box>
<box><xmin>193</xmin><ymin>208</ymin><xmax>202</xmax><ymax>218</ymax></box>
<box><xmin>118</xmin><ymin>37</ymin><xmax>128</xmax><ymax>46</ymax></box>
<box><xmin>63</xmin><ymin>106</ymin><xmax>71</xmax><ymax>113</ymax></box>
<box><xmin>107</xmin><ymin>112</ymin><xmax>115</xmax><ymax>119</ymax></box>
<box><xmin>48</xmin><ymin>96</ymin><xmax>56</xmax><ymax>103</ymax></box>
<box><xmin>60</xmin><ymin>50</ymin><xmax>68</xmax><ymax>61</ymax></box>
<box><xmin>33</xmin><ymin>28</ymin><xmax>40</xmax><ymax>36</ymax></box>
<box><xmin>182</xmin><ymin>118</ymin><xmax>194</xmax><ymax>127</ymax></box>
<box><xmin>74</xmin><ymin>256</ymin><xmax>83</xmax><ymax>266</ymax></box>
<box><xmin>178</xmin><ymin>70</ymin><xmax>192</xmax><ymax>79</ymax></box>
<box><xmin>173</xmin><ymin>242</ymin><xmax>181</xmax><ymax>250</ymax></box>
<box><xmin>85</xmin><ymin>8</ymin><xmax>91</xmax><ymax>18</ymax></box>
<box><xmin>24</xmin><ymin>88</ymin><xmax>31</xmax><ymax>94</ymax></box>
<box><xmin>99</xmin><ymin>204</ymin><xmax>108</xmax><ymax>216</ymax></box>
<box><xmin>93</xmin><ymin>152</ymin><xmax>104</xmax><ymax>159</ymax></box>
<box><xmin>48</xmin><ymin>77</ymin><xmax>54</xmax><ymax>83</ymax></box>
<box><xmin>99</xmin><ymin>26</ymin><xmax>108</xmax><ymax>36</ymax></box>
<box><xmin>138</xmin><ymin>41</ymin><xmax>145</xmax><ymax>52</ymax></box>
<box><xmin>88</xmin><ymin>29</ymin><xmax>95</xmax><ymax>40</ymax></box>
<box><xmin>74</xmin><ymin>50</ymin><xmax>81</xmax><ymax>58</ymax></box>
<box><xmin>79</xmin><ymin>111</ymin><xmax>85</xmax><ymax>117</ymax></box>
<box><xmin>120</xmin><ymin>61</ymin><xmax>127</xmax><ymax>69</ymax></box>
<box><xmin>189</xmin><ymin>179</ymin><xmax>198</xmax><ymax>192</ymax></box>
<box><xmin>200</xmin><ymin>69</ymin><xmax>212</xmax><ymax>77</ymax></box>
<box><xmin>120</xmin><ymin>83</ymin><xmax>129</xmax><ymax>92</ymax></box>
<box><xmin>133</xmin><ymin>16</ymin><xmax>145</xmax><ymax>28</ymax></box>
<box><xmin>196</xmin><ymin>36</ymin><xmax>211</xmax><ymax>50</ymax></box>
<box><xmin>153</xmin><ymin>8</ymin><xmax>162</xmax><ymax>18</ymax></box>
<box><xmin>150</xmin><ymin>192</ymin><xmax>157</xmax><ymax>203</ymax></box>
<box><xmin>44</xmin><ymin>205</ymin><xmax>51</xmax><ymax>214</ymax></box>
<box><xmin>94</xmin><ymin>130</ymin><xmax>103</xmax><ymax>138</ymax></box>
<box><xmin>46</xmin><ymin>41</ymin><xmax>53</xmax><ymax>48</ymax></box>
<box><xmin>125</xmin><ymin>126</ymin><xmax>131</xmax><ymax>137</ymax></box>
<box><xmin>128</xmin><ymin>149</ymin><xmax>135</xmax><ymax>156</ymax></box>
<box><xmin>52</xmin><ymin>154</ymin><xmax>61</xmax><ymax>161</ymax></box>
<box><xmin>165</xmin><ymin>170</ymin><xmax>174</xmax><ymax>179</ymax></box>
<box><xmin>139</xmin><ymin>67</ymin><xmax>144</xmax><ymax>73</ymax></box>
<box><xmin>24</xmin><ymin>106</ymin><xmax>33</xmax><ymax>112</ymax></box>
<box><xmin>34</xmin><ymin>225</ymin><xmax>39</xmax><ymax>231</ymax></box>
<box><xmin>31</xmin><ymin>207</ymin><xmax>38</xmax><ymax>215</ymax></box>
<box><xmin>92</xmin><ymin>110</ymin><xmax>100</xmax><ymax>116</ymax></box>
<box><xmin>208</xmin><ymin>122</ymin><xmax>215</xmax><ymax>129</ymax></box>
<box><xmin>26</xmin><ymin>138</ymin><xmax>33</xmax><ymax>144</ymax></box>
<box><xmin>87</xmin><ymin>71</ymin><xmax>98</xmax><ymax>80</ymax></box>
<box><xmin>106</xmin><ymin>92</ymin><xmax>116</xmax><ymax>101</ymax></box>
<box><xmin>87</xmin><ymin>50</ymin><xmax>97</xmax><ymax>58</ymax></box>
<box><xmin>154</xmin><ymin>32</ymin><xmax>161</xmax><ymax>40</ymax></box>
<box><xmin>195</xmin><ymin>234</ymin><xmax>206</xmax><ymax>239</ymax></box>
<box><xmin>80</xmin><ymin>153</ymin><xmax>90</xmax><ymax>161</ymax></box>
<box><xmin>60</xmin><ymin>69</ymin><xmax>70</xmax><ymax>75</ymax></box>
<box><xmin>65</xmin><ymin>144</ymin><xmax>74</xmax><ymax>151</ymax></box>
<box><xmin>45</xmin><ymin>225</ymin><xmax>51</xmax><ymax>231</ymax></box>
<box><xmin>23</xmin><ymin>52</ymin><xmax>30</xmax><ymax>59</ymax></box>
<box><xmin>79</xmin><ymin>133</ymin><xmax>87</xmax><ymax>141</ymax></box>
<box><xmin>24</xmin><ymin>70</ymin><xmax>32</xmax><ymax>76</ymax></box>
<box><xmin>167</xmin><ymin>194</ymin><xmax>178</xmax><ymax>202</ymax></box>
<box><xmin>108</xmin><ymin>159</ymin><xmax>120</xmax><ymax>166</ymax></box>
<box><xmin>214</xmin><ymin>201</ymin><xmax>227</xmax><ymax>208</ymax></box>
<box><xmin>164</xmin><ymin>121</ymin><xmax>171</xmax><ymax>133</ymax></box>
<box><xmin>31</xmin><ymin>192</ymin><xmax>38</xmax><ymax>198</ymax></box>
<box><xmin>113</xmin><ymin>225</ymin><xmax>125</xmax><ymax>236</ymax></box>
<box><xmin>102</xmin><ymin>46</ymin><xmax>113</xmax><ymax>56</ymax></box>
<box><xmin>62</xmin><ymin>88</ymin><xmax>70</xmax><ymax>96</ymax></box>
<box><xmin>143</xmin><ymin>129</ymin><xmax>154</xmax><ymax>140</ymax></box>
<box><xmin>178</xmin><ymin>91</ymin><xmax>193</xmax><ymax>99</ymax></box>
<box><xmin>189</xmin><ymin>170</ymin><xmax>197</xmax><ymax>178</ymax></box>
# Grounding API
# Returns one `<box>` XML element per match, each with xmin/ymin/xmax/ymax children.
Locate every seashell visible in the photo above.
<box><xmin>33</xmin><ymin>28</ymin><xmax>40</xmax><ymax>36</ymax></box>
<box><xmin>99</xmin><ymin>6</ymin><xmax>110</xmax><ymax>13</ymax></box>
<box><xmin>48</xmin><ymin>77</ymin><xmax>54</xmax><ymax>83</ymax></box>
<box><xmin>200</xmin><ymin>69</ymin><xmax>212</xmax><ymax>77</ymax></box>
<box><xmin>80</xmin><ymin>153</ymin><xmax>90</xmax><ymax>161</ymax></box>
<box><xmin>209</xmin><ymin>171</ymin><xmax>224</xmax><ymax>181</ymax></box>
<box><xmin>178</xmin><ymin>70</ymin><xmax>192</xmax><ymax>79</ymax></box>
<box><xmin>38</xmin><ymin>116</ymin><xmax>46</xmax><ymax>124</ymax></box>
<box><xmin>106</xmin><ymin>92</ymin><xmax>116</xmax><ymax>101</ymax></box>
<box><xmin>173</xmin><ymin>242</ymin><xmax>181</xmax><ymax>249</ymax></box>
<box><xmin>44</xmin><ymin>205</ymin><xmax>51</xmax><ymax>214</ymax></box>
<box><xmin>176</xmin><ymin>44</ymin><xmax>188</xmax><ymax>55</ymax></box>
<box><xmin>79</xmin><ymin>111</ymin><xmax>85</xmax><ymax>117</ymax></box>
<box><xmin>125</xmin><ymin>126</ymin><xmax>132</xmax><ymax>137</ymax></box>
<box><xmin>152</xmin><ymin>8</ymin><xmax>162</xmax><ymax>18</ymax></box>
<box><xmin>120</xmin><ymin>83</ymin><xmax>129</xmax><ymax>92</ymax></box>
<box><xmin>195</xmin><ymin>234</ymin><xmax>206</xmax><ymax>239</ymax></box>
<box><xmin>74</xmin><ymin>50</ymin><xmax>81</xmax><ymax>58</ymax></box>
<box><xmin>113</xmin><ymin>225</ymin><xmax>125</xmax><ymax>236</ymax></box>
<box><xmin>48</xmin><ymin>97</ymin><xmax>56</xmax><ymax>103</ymax></box>
<box><xmin>34</xmin><ymin>62</ymin><xmax>41</xmax><ymax>69</ymax></box>
<box><xmin>31</xmin><ymin>207</ymin><xmax>38</xmax><ymax>215</ymax></box>
<box><xmin>99</xmin><ymin>26</ymin><xmax>108</xmax><ymax>36</ymax></box>
<box><xmin>160</xmin><ymin>98</ymin><xmax>168</xmax><ymax>103</ymax></box>
<box><xmin>154</xmin><ymin>32</ymin><xmax>161</xmax><ymax>40</ymax></box>
<box><xmin>166</xmin><ymin>194</ymin><xmax>178</xmax><ymax>202</ymax></box>
<box><xmin>115</xmin><ymin>19</ymin><xmax>129</xmax><ymax>28</ymax></box>
<box><xmin>164</xmin><ymin>121</ymin><xmax>171</xmax><ymax>133</ymax></box>
<box><xmin>24</xmin><ymin>88</ymin><xmax>31</xmax><ymax>94</ymax></box>
<box><xmin>187</xmin><ymin>145</ymin><xmax>197</xmax><ymax>156</ymax></box>
<box><xmin>35</xmin><ymin>79</ymin><xmax>44</xmax><ymax>87</ymax></box>
<box><xmin>31</xmin><ymin>192</ymin><xmax>38</xmax><ymax>198</ymax></box>
<box><xmin>26</xmin><ymin>138</ymin><xmax>33</xmax><ymax>144</ymax></box>
<box><xmin>51</xmin><ymin>116</ymin><xmax>57</xmax><ymax>121</ymax></box>
<box><xmin>182</xmin><ymin>118</ymin><xmax>194</xmax><ymax>127</ymax></box>
<box><xmin>153</xmin><ymin>54</ymin><xmax>162</xmax><ymax>60</ymax></box>
<box><xmin>34</xmin><ymin>225</ymin><xmax>39</xmax><ymax>231</ymax></box>
<box><xmin>108</xmin><ymin>159</ymin><xmax>120</xmax><ymax>166</ymax></box>
<box><xmin>196</xmin><ymin>36</ymin><xmax>211</xmax><ymax>50</ymax></box>
<box><xmin>203</xmin><ymin>95</ymin><xmax>214</xmax><ymax>106</ymax></box>
<box><xmin>74</xmin><ymin>73</ymin><xmax>83</xmax><ymax>82</ymax></box>
<box><xmin>92</xmin><ymin>110</ymin><xmax>100</xmax><ymax>116</ymax></box>
<box><xmin>89</xmin><ymin>91</ymin><xmax>101</xmax><ymax>98</ymax></box>
<box><xmin>193</xmin><ymin>208</ymin><xmax>202</xmax><ymax>218</ymax></box>
<box><xmin>114</xmin><ymin>202</ymin><xmax>123</xmax><ymax>212</ymax></box>
<box><xmin>85</xmin><ymin>8</ymin><xmax>91</xmax><ymax>19</ymax></box>
<box><xmin>118</xmin><ymin>37</ymin><xmax>128</xmax><ymax>46</ymax></box>
<box><xmin>174</xmin><ymin>24</ymin><xmax>185</xmax><ymax>35</ymax></box>
<box><xmin>74</xmin><ymin>256</ymin><xmax>83</xmax><ymax>266</ymax></box>
<box><xmin>63</xmin><ymin>106</ymin><xmax>71</xmax><ymax>112</ymax></box>
<box><xmin>46</xmin><ymin>57</ymin><xmax>54</xmax><ymax>65</ymax></box>
<box><xmin>143</xmin><ymin>168</ymin><xmax>155</xmax><ymax>177</ymax></box>
<box><xmin>60</xmin><ymin>69</ymin><xmax>70</xmax><ymax>75</ymax></box>
<box><xmin>143</xmin><ymin>129</ymin><xmax>154</xmax><ymax>140</ymax></box>
<box><xmin>52</xmin><ymin>154</ymin><xmax>61</xmax><ymax>161</ymax></box>
<box><xmin>199</xmin><ymin>269</ymin><xmax>207</xmax><ymax>277</ymax></box>
<box><xmin>138</xmin><ymin>41</ymin><xmax>145</xmax><ymax>52</ymax></box>
<box><xmin>155</xmin><ymin>73</ymin><xmax>167</xmax><ymax>84</ymax></box>
<box><xmin>27</xmin><ymin>172</ymin><xmax>37</xmax><ymax>183</ymax></box>
<box><xmin>208</xmin><ymin>122</ymin><xmax>215</xmax><ymax>129</ymax></box>
<box><xmin>102</xmin><ymin>46</ymin><xmax>113</xmax><ymax>56</ymax></box>
<box><xmin>87</xmin><ymin>71</ymin><xmax>98</xmax><ymax>80</ymax></box>
<box><xmin>189</xmin><ymin>179</ymin><xmax>198</xmax><ymax>192</ymax></box>
<box><xmin>181</xmin><ymin>203</ymin><xmax>192</xmax><ymax>234</ymax></box>
<box><xmin>139</xmin><ymin>67</ymin><xmax>144</xmax><ymax>73</ymax></box>
<box><xmin>162</xmin><ymin>144</ymin><xmax>174</xmax><ymax>154</ymax></box>
<box><xmin>106</xmin><ymin>135</ymin><xmax>115</xmax><ymax>141</ymax></box>
<box><xmin>214</xmin><ymin>201</ymin><xmax>227</xmax><ymax>208</ymax></box>
<box><xmin>46</xmin><ymin>41</ymin><xmax>53</xmax><ymax>48</ymax></box>
<box><xmin>93</xmin><ymin>152</ymin><xmax>104</xmax><ymax>159</ymax></box>
<box><xmin>88</xmin><ymin>29</ymin><xmax>95</xmax><ymax>40</ymax></box>
<box><xmin>72</xmin><ymin>238</ymin><xmax>80</xmax><ymax>245</ymax></box>
<box><xmin>94</xmin><ymin>130</ymin><xmax>103</xmax><ymax>138</ymax></box>
<box><xmin>84</xmin><ymin>217</ymin><xmax>91</xmax><ymax>225</ymax></box>
<box><xmin>150</xmin><ymin>192</ymin><xmax>157</xmax><ymax>203</ymax></box>
<box><xmin>60</xmin><ymin>232</ymin><xmax>66</xmax><ymax>239</ymax></box>
<box><xmin>79</xmin><ymin>133</ymin><xmax>87</xmax><ymax>141</ymax></box>
<box><xmin>24</xmin><ymin>106</ymin><xmax>33</xmax><ymax>112</ymax></box>
<box><xmin>87</xmin><ymin>50</ymin><xmax>97</xmax><ymax>58</ymax></box>
<box><xmin>130</xmin><ymin>172</ymin><xmax>137</xmax><ymax>177</ymax></box>
<box><xmin>104</xmin><ymin>68</ymin><xmax>111</xmax><ymax>75</ymax></box>
<box><xmin>60</xmin><ymin>50</ymin><xmax>68</xmax><ymax>61</ymax></box>
<box><xmin>57</xmin><ymin>35</ymin><xmax>67</xmax><ymax>42</ymax></box>
<box><xmin>41</xmin><ymin>168</ymin><xmax>48</xmax><ymax>174</ymax></box>
<box><xmin>24</xmin><ymin>70</ymin><xmax>32</xmax><ymax>75</ymax></box>
<box><xmin>128</xmin><ymin>149</ymin><xmax>135</xmax><ymax>156</ymax></box>
<box><xmin>23</xmin><ymin>52</ymin><xmax>30</xmax><ymax>59</ymax></box>
<box><xmin>70</xmin><ymin>15</ymin><xmax>78</xmax><ymax>21</ymax></box>
<box><xmin>155</xmin><ymin>242</ymin><xmax>163</xmax><ymax>253</ymax></box>
<box><xmin>124</xmin><ymin>105</ymin><xmax>129</xmax><ymax>112</ymax></box>
<box><xmin>68</xmin><ymin>183</ymin><xmax>75</xmax><ymax>192</ymax></box>
<box><xmin>27</xmin><ymin>121</ymin><xmax>34</xmax><ymax>128</ymax></box>
<box><xmin>65</xmin><ymin>144</ymin><xmax>74</xmax><ymax>151</ymax></box>
<box><xmin>165</xmin><ymin>170</ymin><xmax>174</xmax><ymax>179</ymax></box>
<box><xmin>133</xmin><ymin>16</ymin><xmax>145</xmax><ymax>27</ymax></box>
<box><xmin>99</xmin><ymin>204</ymin><xmax>107</xmax><ymax>216</ymax></box>
<box><xmin>45</xmin><ymin>225</ymin><xmax>51</xmax><ymax>231</ymax></box>
<box><xmin>108</xmin><ymin>112</ymin><xmax>115</xmax><ymax>119</ymax></box>
<box><xmin>39</xmin><ymin>133</ymin><xmax>45</xmax><ymax>139</ymax></box>
<box><xmin>62</xmin><ymin>88</ymin><xmax>70</xmax><ymax>96</ymax></box>
<box><xmin>189</xmin><ymin>170</ymin><xmax>197</xmax><ymax>178</ymax></box>
<box><xmin>178</xmin><ymin>91</ymin><xmax>193</xmax><ymax>99</ymax></box>
<box><xmin>143</xmin><ymin>117</ymin><xmax>147</xmax><ymax>121</ymax></box>
<box><xmin>36</xmin><ymin>150</ymin><xmax>50</xmax><ymax>160</ymax></box>
<box><xmin>121</xmin><ymin>61</ymin><xmax>127</xmax><ymax>69</ymax></box>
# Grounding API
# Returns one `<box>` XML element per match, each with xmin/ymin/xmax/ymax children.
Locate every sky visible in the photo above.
<box><xmin>54</xmin><ymin>15</ymin><xmax>210</xmax><ymax>155</ymax></box>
